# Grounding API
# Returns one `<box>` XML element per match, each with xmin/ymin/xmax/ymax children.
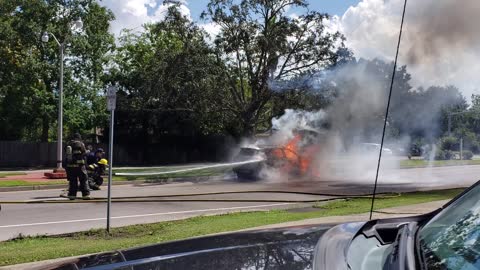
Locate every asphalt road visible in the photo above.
<box><xmin>0</xmin><ymin>165</ymin><xmax>479</xmax><ymax>241</ymax></box>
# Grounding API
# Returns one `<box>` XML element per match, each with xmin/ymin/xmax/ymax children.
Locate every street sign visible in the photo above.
<box><xmin>107</xmin><ymin>85</ymin><xmax>117</xmax><ymax>111</ymax></box>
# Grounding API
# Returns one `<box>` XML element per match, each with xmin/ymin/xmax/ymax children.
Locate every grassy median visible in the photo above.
<box><xmin>112</xmin><ymin>167</ymin><xmax>230</xmax><ymax>181</ymax></box>
<box><xmin>0</xmin><ymin>188</ymin><xmax>463</xmax><ymax>266</ymax></box>
<box><xmin>400</xmin><ymin>159</ymin><xmax>480</xmax><ymax>168</ymax></box>
<box><xmin>0</xmin><ymin>168</ymin><xmax>227</xmax><ymax>188</ymax></box>
<box><xmin>0</xmin><ymin>172</ymin><xmax>26</xmax><ymax>178</ymax></box>
<box><xmin>0</xmin><ymin>180</ymin><xmax>66</xmax><ymax>187</ymax></box>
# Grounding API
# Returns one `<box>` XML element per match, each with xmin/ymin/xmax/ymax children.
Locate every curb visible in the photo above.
<box><xmin>0</xmin><ymin>175</ymin><xmax>232</xmax><ymax>193</ymax></box>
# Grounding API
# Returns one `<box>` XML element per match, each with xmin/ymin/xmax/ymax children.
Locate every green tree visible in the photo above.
<box><xmin>202</xmin><ymin>0</ymin><xmax>345</xmax><ymax>135</ymax></box>
<box><xmin>0</xmin><ymin>0</ymin><xmax>114</xmax><ymax>142</ymax></box>
<box><xmin>110</xmin><ymin>5</ymin><xmax>232</xmax><ymax>142</ymax></box>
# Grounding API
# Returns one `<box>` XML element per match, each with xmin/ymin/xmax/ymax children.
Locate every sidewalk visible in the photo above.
<box><xmin>2</xmin><ymin>200</ymin><xmax>447</xmax><ymax>270</ymax></box>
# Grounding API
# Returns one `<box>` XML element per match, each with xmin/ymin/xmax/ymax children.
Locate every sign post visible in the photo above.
<box><xmin>106</xmin><ymin>85</ymin><xmax>117</xmax><ymax>233</ymax></box>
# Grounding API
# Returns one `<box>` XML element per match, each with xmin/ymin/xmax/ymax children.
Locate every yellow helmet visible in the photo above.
<box><xmin>98</xmin><ymin>159</ymin><xmax>108</xmax><ymax>165</ymax></box>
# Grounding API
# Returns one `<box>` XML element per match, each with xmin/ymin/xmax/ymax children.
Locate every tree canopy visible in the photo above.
<box><xmin>0</xmin><ymin>0</ymin><xmax>114</xmax><ymax>142</ymax></box>
<box><xmin>0</xmin><ymin>0</ymin><xmax>476</xmax><ymax>154</ymax></box>
<box><xmin>201</xmin><ymin>0</ymin><xmax>346</xmax><ymax>135</ymax></box>
<box><xmin>109</xmin><ymin>5</ymin><xmax>234</xmax><ymax>142</ymax></box>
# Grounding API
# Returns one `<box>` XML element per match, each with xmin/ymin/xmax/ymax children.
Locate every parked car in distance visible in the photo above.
<box><xmin>358</xmin><ymin>143</ymin><xmax>393</xmax><ymax>156</ymax></box>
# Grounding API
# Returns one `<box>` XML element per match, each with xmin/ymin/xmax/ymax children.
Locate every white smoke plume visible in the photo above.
<box><xmin>268</xmin><ymin>109</ymin><xmax>326</xmax><ymax>145</ymax></box>
<box><xmin>337</xmin><ymin>0</ymin><xmax>480</xmax><ymax>99</ymax></box>
<box><xmin>261</xmin><ymin>59</ymin><xmax>410</xmax><ymax>183</ymax></box>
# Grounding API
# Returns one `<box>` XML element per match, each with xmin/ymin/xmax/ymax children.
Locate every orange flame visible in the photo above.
<box><xmin>270</xmin><ymin>134</ymin><xmax>319</xmax><ymax>176</ymax></box>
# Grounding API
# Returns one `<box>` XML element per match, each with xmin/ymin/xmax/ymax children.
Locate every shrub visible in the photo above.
<box><xmin>469</xmin><ymin>141</ymin><xmax>480</xmax><ymax>154</ymax></box>
<box><xmin>444</xmin><ymin>150</ymin><xmax>455</xmax><ymax>160</ymax></box>
<box><xmin>440</xmin><ymin>136</ymin><xmax>458</xmax><ymax>151</ymax></box>
<box><xmin>434</xmin><ymin>149</ymin><xmax>456</xmax><ymax>160</ymax></box>
<box><xmin>434</xmin><ymin>149</ymin><xmax>446</xmax><ymax>160</ymax></box>
<box><xmin>462</xmin><ymin>150</ymin><xmax>474</xmax><ymax>160</ymax></box>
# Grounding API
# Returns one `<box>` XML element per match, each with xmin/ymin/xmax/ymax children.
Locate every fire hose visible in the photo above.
<box><xmin>0</xmin><ymin>190</ymin><xmax>401</xmax><ymax>204</ymax></box>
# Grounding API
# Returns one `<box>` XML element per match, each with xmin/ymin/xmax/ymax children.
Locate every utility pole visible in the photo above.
<box><xmin>460</xmin><ymin>138</ymin><xmax>463</xmax><ymax>160</ymax></box>
<box><xmin>106</xmin><ymin>85</ymin><xmax>117</xmax><ymax>233</ymax></box>
<box><xmin>448</xmin><ymin>114</ymin><xmax>452</xmax><ymax>137</ymax></box>
<box><xmin>56</xmin><ymin>43</ymin><xmax>64</xmax><ymax>171</ymax></box>
<box><xmin>41</xmin><ymin>18</ymin><xmax>83</xmax><ymax>176</ymax></box>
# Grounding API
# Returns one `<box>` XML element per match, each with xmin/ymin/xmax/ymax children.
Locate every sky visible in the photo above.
<box><xmin>100</xmin><ymin>0</ymin><xmax>480</xmax><ymax>100</ymax></box>
<box><xmin>183</xmin><ymin>0</ymin><xmax>361</xmax><ymax>19</ymax></box>
<box><xmin>101</xmin><ymin>0</ymin><xmax>361</xmax><ymax>36</ymax></box>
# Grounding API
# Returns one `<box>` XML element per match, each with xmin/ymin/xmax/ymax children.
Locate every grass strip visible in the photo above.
<box><xmin>0</xmin><ymin>172</ymin><xmax>27</xmax><ymax>178</ymax></box>
<box><xmin>0</xmin><ymin>180</ymin><xmax>66</xmax><ymax>187</ymax></box>
<box><xmin>0</xmin><ymin>188</ymin><xmax>462</xmax><ymax>266</ymax></box>
<box><xmin>113</xmin><ymin>168</ymin><xmax>230</xmax><ymax>181</ymax></box>
<box><xmin>400</xmin><ymin>159</ymin><xmax>480</xmax><ymax>168</ymax></box>
<box><xmin>113</xmin><ymin>166</ymin><xmax>203</xmax><ymax>174</ymax></box>
<box><xmin>0</xmin><ymin>169</ymin><xmax>223</xmax><ymax>187</ymax></box>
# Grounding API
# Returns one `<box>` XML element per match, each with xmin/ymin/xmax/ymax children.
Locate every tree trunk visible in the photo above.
<box><xmin>241</xmin><ymin>112</ymin><xmax>256</xmax><ymax>137</ymax></box>
<box><xmin>41</xmin><ymin>116</ymin><xmax>49</xmax><ymax>142</ymax></box>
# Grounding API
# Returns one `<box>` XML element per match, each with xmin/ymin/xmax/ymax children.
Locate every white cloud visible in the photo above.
<box><xmin>101</xmin><ymin>0</ymin><xmax>191</xmax><ymax>37</ymax></box>
<box><xmin>153</xmin><ymin>0</ymin><xmax>191</xmax><ymax>22</ymax></box>
<box><xmin>199</xmin><ymin>21</ymin><xmax>221</xmax><ymax>41</ymax></box>
<box><xmin>336</xmin><ymin>0</ymin><xmax>480</xmax><ymax>99</ymax></box>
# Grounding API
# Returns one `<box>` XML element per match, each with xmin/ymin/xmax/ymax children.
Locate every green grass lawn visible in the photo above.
<box><xmin>315</xmin><ymin>188</ymin><xmax>460</xmax><ymax>211</ymax></box>
<box><xmin>400</xmin><ymin>159</ymin><xmax>480</xmax><ymax>168</ymax></box>
<box><xmin>113</xmin><ymin>167</ymin><xmax>231</xmax><ymax>182</ymax></box>
<box><xmin>0</xmin><ymin>180</ymin><xmax>66</xmax><ymax>188</ymax></box>
<box><xmin>0</xmin><ymin>188</ymin><xmax>463</xmax><ymax>266</ymax></box>
<box><xmin>0</xmin><ymin>172</ymin><xmax>27</xmax><ymax>178</ymax></box>
<box><xmin>0</xmin><ymin>167</ymin><xmax>225</xmax><ymax>187</ymax></box>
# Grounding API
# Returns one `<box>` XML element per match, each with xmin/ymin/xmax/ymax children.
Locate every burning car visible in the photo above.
<box><xmin>233</xmin><ymin>129</ymin><xmax>326</xmax><ymax>180</ymax></box>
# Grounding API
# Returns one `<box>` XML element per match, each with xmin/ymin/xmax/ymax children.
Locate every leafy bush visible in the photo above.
<box><xmin>462</xmin><ymin>150</ymin><xmax>474</xmax><ymax>160</ymax></box>
<box><xmin>434</xmin><ymin>149</ymin><xmax>446</xmax><ymax>160</ymax></box>
<box><xmin>434</xmin><ymin>149</ymin><xmax>455</xmax><ymax>160</ymax></box>
<box><xmin>468</xmin><ymin>141</ymin><xmax>480</xmax><ymax>154</ymax></box>
<box><xmin>445</xmin><ymin>150</ymin><xmax>455</xmax><ymax>160</ymax></box>
<box><xmin>440</xmin><ymin>136</ymin><xmax>459</xmax><ymax>151</ymax></box>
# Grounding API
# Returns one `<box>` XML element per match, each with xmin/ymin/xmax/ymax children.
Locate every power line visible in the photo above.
<box><xmin>369</xmin><ymin>0</ymin><xmax>408</xmax><ymax>221</ymax></box>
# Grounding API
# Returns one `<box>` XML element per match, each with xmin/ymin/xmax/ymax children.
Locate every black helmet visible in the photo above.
<box><xmin>73</xmin><ymin>133</ymin><xmax>82</xmax><ymax>140</ymax></box>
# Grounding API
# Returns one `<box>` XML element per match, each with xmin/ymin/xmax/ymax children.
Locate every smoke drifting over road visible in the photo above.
<box><xmin>240</xmin><ymin>0</ymin><xmax>479</xmax><ymax>184</ymax></box>
<box><xmin>261</xmin><ymin>60</ymin><xmax>409</xmax><ymax>183</ymax></box>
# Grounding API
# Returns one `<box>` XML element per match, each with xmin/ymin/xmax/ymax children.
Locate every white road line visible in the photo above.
<box><xmin>0</xmin><ymin>203</ymin><xmax>294</xmax><ymax>228</ymax></box>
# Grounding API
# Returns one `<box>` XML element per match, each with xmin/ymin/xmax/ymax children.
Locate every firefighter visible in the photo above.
<box><xmin>87</xmin><ymin>158</ymin><xmax>108</xmax><ymax>190</ymax></box>
<box><xmin>65</xmin><ymin>133</ymin><xmax>89</xmax><ymax>199</ymax></box>
<box><xmin>86</xmin><ymin>148</ymin><xmax>104</xmax><ymax>166</ymax></box>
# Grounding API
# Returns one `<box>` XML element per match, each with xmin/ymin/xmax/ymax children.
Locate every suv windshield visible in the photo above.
<box><xmin>418</xmin><ymin>184</ymin><xmax>480</xmax><ymax>269</ymax></box>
